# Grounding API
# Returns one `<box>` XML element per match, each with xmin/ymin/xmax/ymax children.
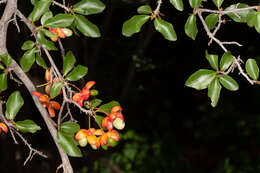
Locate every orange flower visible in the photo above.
<box><xmin>32</xmin><ymin>91</ymin><xmax>60</xmax><ymax>118</ymax></box>
<box><xmin>72</xmin><ymin>81</ymin><xmax>96</xmax><ymax>106</ymax></box>
<box><xmin>0</xmin><ymin>122</ymin><xmax>8</xmax><ymax>134</ymax></box>
<box><xmin>49</xmin><ymin>28</ymin><xmax>66</xmax><ymax>42</ymax></box>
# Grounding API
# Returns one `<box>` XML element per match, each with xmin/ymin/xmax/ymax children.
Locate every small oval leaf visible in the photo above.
<box><xmin>122</xmin><ymin>15</ymin><xmax>150</xmax><ymax>37</ymax></box>
<box><xmin>0</xmin><ymin>54</ymin><xmax>12</xmax><ymax>68</ymax></box>
<box><xmin>44</xmin><ymin>14</ymin><xmax>75</xmax><ymax>28</ymax></box>
<box><xmin>28</xmin><ymin>0</ymin><xmax>52</xmax><ymax>22</ymax></box>
<box><xmin>185</xmin><ymin>14</ymin><xmax>198</xmax><ymax>40</ymax></box>
<box><xmin>212</xmin><ymin>0</ymin><xmax>224</xmax><ymax>9</ymax></box>
<box><xmin>21</xmin><ymin>40</ymin><xmax>35</xmax><ymax>50</ymax></box>
<box><xmin>63</xmin><ymin>51</ymin><xmax>76</xmax><ymax>76</ymax></box>
<box><xmin>205</xmin><ymin>14</ymin><xmax>218</xmax><ymax>30</ymax></box>
<box><xmin>245</xmin><ymin>58</ymin><xmax>259</xmax><ymax>80</ymax></box>
<box><xmin>73</xmin><ymin>0</ymin><xmax>105</xmax><ymax>15</ymax></box>
<box><xmin>50</xmin><ymin>81</ymin><xmax>63</xmax><ymax>98</ymax></box>
<box><xmin>185</xmin><ymin>69</ymin><xmax>217</xmax><ymax>90</ymax></box>
<box><xmin>189</xmin><ymin>0</ymin><xmax>202</xmax><ymax>9</ymax></box>
<box><xmin>137</xmin><ymin>5</ymin><xmax>152</xmax><ymax>14</ymax></box>
<box><xmin>20</xmin><ymin>48</ymin><xmax>36</xmax><ymax>72</ymax></box>
<box><xmin>226</xmin><ymin>3</ymin><xmax>250</xmax><ymax>23</ymax></box>
<box><xmin>0</xmin><ymin>73</ymin><xmax>7</xmax><ymax>91</ymax></box>
<box><xmin>35</xmin><ymin>53</ymin><xmax>48</xmax><ymax>69</ymax></box>
<box><xmin>37</xmin><ymin>31</ymin><xmax>57</xmax><ymax>50</ymax></box>
<box><xmin>169</xmin><ymin>0</ymin><xmax>184</xmax><ymax>11</ymax></box>
<box><xmin>208</xmin><ymin>77</ymin><xmax>221</xmax><ymax>107</ymax></box>
<box><xmin>61</xmin><ymin>121</ymin><xmax>80</xmax><ymax>134</ymax></box>
<box><xmin>15</xmin><ymin>120</ymin><xmax>41</xmax><ymax>133</ymax></box>
<box><xmin>219</xmin><ymin>75</ymin><xmax>239</xmax><ymax>91</ymax></box>
<box><xmin>154</xmin><ymin>18</ymin><xmax>177</xmax><ymax>41</ymax></box>
<box><xmin>75</xmin><ymin>15</ymin><xmax>101</xmax><ymax>38</ymax></box>
<box><xmin>41</xmin><ymin>11</ymin><xmax>53</xmax><ymax>25</ymax></box>
<box><xmin>66</xmin><ymin>65</ymin><xmax>88</xmax><ymax>81</ymax></box>
<box><xmin>205</xmin><ymin>50</ymin><xmax>218</xmax><ymax>70</ymax></box>
<box><xmin>5</xmin><ymin>91</ymin><xmax>24</xmax><ymax>120</ymax></box>
<box><xmin>220</xmin><ymin>51</ymin><xmax>233</xmax><ymax>71</ymax></box>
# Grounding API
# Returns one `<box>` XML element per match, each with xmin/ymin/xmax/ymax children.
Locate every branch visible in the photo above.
<box><xmin>0</xmin><ymin>0</ymin><xmax>74</xmax><ymax>172</ymax></box>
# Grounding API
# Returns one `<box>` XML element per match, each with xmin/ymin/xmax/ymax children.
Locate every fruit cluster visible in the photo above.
<box><xmin>102</xmin><ymin>106</ymin><xmax>125</xmax><ymax>131</ymax></box>
<box><xmin>48</xmin><ymin>28</ymin><xmax>72</xmax><ymax>42</ymax></box>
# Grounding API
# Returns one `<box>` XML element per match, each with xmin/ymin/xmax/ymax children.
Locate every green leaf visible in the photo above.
<box><xmin>98</xmin><ymin>101</ymin><xmax>120</xmax><ymax>114</ymax></box>
<box><xmin>74</xmin><ymin>15</ymin><xmax>101</xmax><ymax>38</ymax></box>
<box><xmin>220</xmin><ymin>51</ymin><xmax>233</xmax><ymax>71</ymax></box>
<box><xmin>44</xmin><ymin>14</ymin><xmax>75</xmax><ymax>28</ymax></box>
<box><xmin>0</xmin><ymin>54</ymin><xmax>12</xmax><ymax>68</ymax></box>
<box><xmin>95</xmin><ymin>115</ymin><xmax>104</xmax><ymax>128</ymax></box>
<box><xmin>219</xmin><ymin>75</ymin><xmax>239</xmax><ymax>91</ymax></box>
<box><xmin>184</xmin><ymin>14</ymin><xmax>198</xmax><ymax>40</ymax></box>
<box><xmin>255</xmin><ymin>12</ymin><xmax>260</xmax><ymax>34</ymax></box>
<box><xmin>0</xmin><ymin>64</ymin><xmax>4</xmax><ymax>70</ymax></box>
<box><xmin>154</xmin><ymin>18</ymin><xmax>177</xmax><ymax>41</ymax></box>
<box><xmin>37</xmin><ymin>30</ymin><xmax>57</xmax><ymax>50</ymax></box>
<box><xmin>31</xmin><ymin>0</ymin><xmax>38</xmax><ymax>5</ymax></box>
<box><xmin>21</xmin><ymin>40</ymin><xmax>35</xmax><ymax>50</ymax></box>
<box><xmin>5</xmin><ymin>91</ymin><xmax>24</xmax><ymax>120</ymax></box>
<box><xmin>122</xmin><ymin>15</ymin><xmax>150</xmax><ymax>37</ymax></box>
<box><xmin>185</xmin><ymin>69</ymin><xmax>217</xmax><ymax>90</ymax></box>
<box><xmin>226</xmin><ymin>3</ymin><xmax>250</xmax><ymax>23</ymax></box>
<box><xmin>65</xmin><ymin>65</ymin><xmax>88</xmax><ymax>81</ymax></box>
<box><xmin>247</xmin><ymin>11</ymin><xmax>257</xmax><ymax>28</ymax></box>
<box><xmin>0</xmin><ymin>73</ymin><xmax>7</xmax><ymax>91</ymax></box>
<box><xmin>57</xmin><ymin>131</ymin><xmax>83</xmax><ymax>157</ymax></box>
<box><xmin>42</xmin><ymin>29</ymin><xmax>58</xmax><ymax>38</ymax></box>
<box><xmin>41</xmin><ymin>11</ymin><xmax>53</xmax><ymax>25</ymax></box>
<box><xmin>137</xmin><ymin>5</ymin><xmax>152</xmax><ymax>14</ymax></box>
<box><xmin>188</xmin><ymin>0</ymin><xmax>201</xmax><ymax>8</ymax></box>
<box><xmin>61</xmin><ymin>121</ymin><xmax>80</xmax><ymax>135</ymax></box>
<box><xmin>169</xmin><ymin>0</ymin><xmax>184</xmax><ymax>11</ymax></box>
<box><xmin>208</xmin><ymin>77</ymin><xmax>221</xmax><ymax>107</ymax></box>
<box><xmin>50</xmin><ymin>81</ymin><xmax>63</xmax><ymax>98</ymax></box>
<box><xmin>90</xmin><ymin>99</ymin><xmax>102</xmax><ymax>108</ymax></box>
<box><xmin>212</xmin><ymin>0</ymin><xmax>224</xmax><ymax>9</ymax></box>
<box><xmin>20</xmin><ymin>48</ymin><xmax>36</xmax><ymax>72</ymax></box>
<box><xmin>205</xmin><ymin>14</ymin><xmax>218</xmax><ymax>30</ymax></box>
<box><xmin>28</xmin><ymin>0</ymin><xmax>52</xmax><ymax>22</ymax></box>
<box><xmin>35</xmin><ymin>53</ymin><xmax>48</xmax><ymax>69</ymax></box>
<box><xmin>63</xmin><ymin>51</ymin><xmax>76</xmax><ymax>76</ymax></box>
<box><xmin>73</xmin><ymin>0</ymin><xmax>105</xmax><ymax>15</ymax></box>
<box><xmin>205</xmin><ymin>50</ymin><xmax>218</xmax><ymax>70</ymax></box>
<box><xmin>245</xmin><ymin>59</ymin><xmax>259</xmax><ymax>80</ymax></box>
<box><xmin>15</xmin><ymin>120</ymin><xmax>41</xmax><ymax>133</ymax></box>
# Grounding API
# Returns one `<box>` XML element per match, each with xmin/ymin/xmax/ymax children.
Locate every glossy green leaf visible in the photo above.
<box><xmin>247</xmin><ymin>11</ymin><xmax>257</xmax><ymax>27</ymax></box>
<box><xmin>189</xmin><ymin>0</ymin><xmax>201</xmax><ymax>8</ymax></box>
<box><xmin>66</xmin><ymin>65</ymin><xmax>88</xmax><ymax>81</ymax></box>
<box><xmin>98</xmin><ymin>101</ymin><xmax>120</xmax><ymax>114</ymax></box>
<box><xmin>28</xmin><ymin>0</ymin><xmax>51</xmax><ymax>22</ymax></box>
<box><xmin>90</xmin><ymin>99</ymin><xmax>102</xmax><ymax>108</ymax></box>
<box><xmin>208</xmin><ymin>78</ymin><xmax>221</xmax><ymax>107</ymax></box>
<box><xmin>35</xmin><ymin>53</ymin><xmax>48</xmax><ymax>69</ymax></box>
<box><xmin>42</xmin><ymin>29</ymin><xmax>58</xmax><ymax>38</ymax></box>
<box><xmin>154</xmin><ymin>18</ymin><xmax>177</xmax><ymax>41</ymax></box>
<box><xmin>212</xmin><ymin>0</ymin><xmax>224</xmax><ymax>9</ymax></box>
<box><xmin>37</xmin><ymin>31</ymin><xmax>57</xmax><ymax>50</ymax></box>
<box><xmin>185</xmin><ymin>14</ymin><xmax>198</xmax><ymax>40</ymax></box>
<box><xmin>169</xmin><ymin>0</ymin><xmax>184</xmax><ymax>11</ymax></box>
<box><xmin>73</xmin><ymin>0</ymin><xmax>105</xmax><ymax>15</ymax></box>
<box><xmin>15</xmin><ymin>120</ymin><xmax>41</xmax><ymax>133</ymax></box>
<box><xmin>220</xmin><ymin>51</ymin><xmax>233</xmax><ymax>71</ymax></box>
<box><xmin>185</xmin><ymin>69</ymin><xmax>217</xmax><ymax>90</ymax></box>
<box><xmin>44</xmin><ymin>14</ymin><xmax>75</xmax><ymax>28</ymax></box>
<box><xmin>219</xmin><ymin>75</ymin><xmax>239</xmax><ymax>91</ymax></box>
<box><xmin>50</xmin><ymin>81</ymin><xmax>63</xmax><ymax>98</ymax></box>
<box><xmin>95</xmin><ymin>115</ymin><xmax>104</xmax><ymax>128</ymax></box>
<box><xmin>21</xmin><ymin>40</ymin><xmax>35</xmax><ymax>50</ymax></box>
<box><xmin>226</xmin><ymin>3</ymin><xmax>250</xmax><ymax>23</ymax></box>
<box><xmin>205</xmin><ymin>50</ymin><xmax>218</xmax><ymax>70</ymax></box>
<box><xmin>20</xmin><ymin>48</ymin><xmax>36</xmax><ymax>72</ymax></box>
<box><xmin>61</xmin><ymin>121</ymin><xmax>80</xmax><ymax>135</ymax></box>
<box><xmin>63</xmin><ymin>51</ymin><xmax>76</xmax><ymax>76</ymax></box>
<box><xmin>57</xmin><ymin>131</ymin><xmax>83</xmax><ymax>157</ymax></box>
<box><xmin>0</xmin><ymin>73</ymin><xmax>7</xmax><ymax>91</ymax></box>
<box><xmin>41</xmin><ymin>11</ymin><xmax>53</xmax><ymax>25</ymax></box>
<box><xmin>205</xmin><ymin>14</ymin><xmax>218</xmax><ymax>30</ymax></box>
<box><xmin>137</xmin><ymin>5</ymin><xmax>152</xmax><ymax>14</ymax></box>
<box><xmin>245</xmin><ymin>59</ymin><xmax>259</xmax><ymax>80</ymax></box>
<box><xmin>5</xmin><ymin>91</ymin><xmax>24</xmax><ymax>120</ymax></box>
<box><xmin>122</xmin><ymin>15</ymin><xmax>150</xmax><ymax>37</ymax></box>
<box><xmin>0</xmin><ymin>54</ymin><xmax>12</xmax><ymax>68</ymax></box>
<box><xmin>255</xmin><ymin>12</ymin><xmax>260</xmax><ymax>34</ymax></box>
<box><xmin>75</xmin><ymin>15</ymin><xmax>101</xmax><ymax>37</ymax></box>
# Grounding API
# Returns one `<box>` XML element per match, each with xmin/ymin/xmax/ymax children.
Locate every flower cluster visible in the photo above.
<box><xmin>72</xmin><ymin>81</ymin><xmax>96</xmax><ymax>106</ymax></box>
<box><xmin>75</xmin><ymin>128</ymin><xmax>120</xmax><ymax>150</ymax></box>
<box><xmin>49</xmin><ymin>28</ymin><xmax>72</xmax><ymax>42</ymax></box>
<box><xmin>0</xmin><ymin>122</ymin><xmax>8</xmax><ymax>134</ymax></box>
<box><xmin>102</xmin><ymin>106</ymin><xmax>125</xmax><ymax>131</ymax></box>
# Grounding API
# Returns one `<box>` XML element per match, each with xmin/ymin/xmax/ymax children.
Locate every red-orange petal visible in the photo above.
<box><xmin>50</xmin><ymin>101</ymin><xmax>60</xmax><ymax>110</ymax></box>
<box><xmin>94</xmin><ymin>129</ymin><xmax>104</xmax><ymax>136</ymax></box>
<box><xmin>110</xmin><ymin>106</ymin><xmax>122</xmax><ymax>113</ymax></box>
<box><xmin>48</xmin><ymin>105</ymin><xmax>55</xmax><ymax>118</ymax></box>
<box><xmin>84</xmin><ymin>81</ymin><xmax>96</xmax><ymax>90</ymax></box>
<box><xmin>107</xmin><ymin>130</ymin><xmax>120</xmax><ymax>141</ymax></box>
<box><xmin>32</xmin><ymin>91</ymin><xmax>41</xmax><ymax>97</ymax></box>
<box><xmin>0</xmin><ymin>123</ymin><xmax>8</xmax><ymax>133</ymax></box>
<box><xmin>45</xmin><ymin>69</ymin><xmax>51</xmax><ymax>82</ymax></box>
<box><xmin>57</xmin><ymin>28</ymin><xmax>66</xmax><ymax>38</ymax></box>
<box><xmin>72</xmin><ymin>93</ymin><xmax>82</xmax><ymax>102</ymax></box>
<box><xmin>75</xmin><ymin>129</ymin><xmax>88</xmax><ymax>140</ymax></box>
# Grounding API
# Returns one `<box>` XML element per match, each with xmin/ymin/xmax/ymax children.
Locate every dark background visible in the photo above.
<box><xmin>1</xmin><ymin>0</ymin><xmax>260</xmax><ymax>172</ymax></box>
